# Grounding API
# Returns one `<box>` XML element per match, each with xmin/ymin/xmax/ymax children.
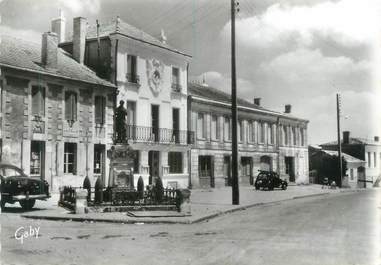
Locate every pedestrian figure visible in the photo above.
<box><xmin>115</xmin><ymin>100</ymin><xmax>127</xmax><ymax>143</ymax></box>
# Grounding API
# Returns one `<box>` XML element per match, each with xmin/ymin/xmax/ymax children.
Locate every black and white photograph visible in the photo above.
<box><xmin>0</xmin><ymin>0</ymin><xmax>380</xmax><ymax>264</ymax></box>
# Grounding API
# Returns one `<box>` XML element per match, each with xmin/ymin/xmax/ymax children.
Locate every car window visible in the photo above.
<box><xmin>257</xmin><ymin>173</ymin><xmax>267</xmax><ymax>180</ymax></box>
<box><xmin>0</xmin><ymin>167</ymin><xmax>24</xmax><ymax>178</ymax></box>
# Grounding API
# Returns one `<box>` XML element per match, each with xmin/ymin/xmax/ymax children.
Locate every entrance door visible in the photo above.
<box><xmin>30</xmin><ymin>141</ymin><xmax>45</xmax><ymax>180</ymax></box>
<box><xmin>94</xmin><ymin>144</ymin><xmax>105</xmax><ymax>183</ymax></box>
<box><xmin>223</xmin><ymin>156</ymin><xmax>231</xmax><ymax>186</ymax></box>
<box><xmin>148</xmin><ymin>151</ymin><xmax>160</xmax><ymax>184</ymax></box>
<box><xmin>151</xmin><ymin>105</ymin><xmax>159</xmax><ymax>142</ymax></box>
<box><xmin>172</xmin><ymin>108</ymin><xmax>180</xmax><ymax>143</ymax></box>
<box><xmin>285</xmin><ymin>157</ymin><xmax>295</xmax><ymax>182</ymax></box>
<box><xmin>199</xmin><ymin>156</ymin><xmax>214</xmax><ymax>188</ymax></box>
<box><xmin>241</xmin><ymin>157</ymin><xmax>252</xmax><ymax>185</ymax></box>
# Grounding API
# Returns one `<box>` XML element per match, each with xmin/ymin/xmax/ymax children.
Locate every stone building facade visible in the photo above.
<box><xmin>320</xmin><ymin>131</ymin><xmax>381</xmax><ymax>187</ymax></box>
<box><xmin>59</xmin><ymin>17</ymin><xmax>193</xmax><ymax>188</ymax></box>
<box><xmin>188</xmin><ymin>83</ymin><xmax>309</xmax><ymax>188</ymax></box>
<box><xmin>0</xmin><ymin>31</ymin><xmax>116</xmax><ymax>191</ymax></box>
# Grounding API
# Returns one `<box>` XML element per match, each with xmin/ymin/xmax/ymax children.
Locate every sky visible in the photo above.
<box><xmin>0</xmin><ymin>0</ymin><xmax>380</xmax><ymax>145</ymax></box>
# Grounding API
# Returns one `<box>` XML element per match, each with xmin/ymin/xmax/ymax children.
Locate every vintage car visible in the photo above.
<box><xmin>0</xmin><ymin>163</ymin><xmax>50</xmax><ymax>210</ymax></box>
<box><xmin>254</xmin><ymin>171</ymin><xmax>288</xmax><ymax>191</ymax></box>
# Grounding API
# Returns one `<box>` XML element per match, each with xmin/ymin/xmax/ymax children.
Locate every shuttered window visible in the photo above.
<box><xmin>94</xmin><ymin>96</ymin><xmax>106</xmax><ymax>125</ymax></box>
<box><xmin>31</xmin><ymin>86</ymin><xmax>45</xmax><ymax>116</ymax></box>
<box><xmin>65</xmin><ymin>92</ymin><xmax>77</xmax><ymax>122</ymax></box>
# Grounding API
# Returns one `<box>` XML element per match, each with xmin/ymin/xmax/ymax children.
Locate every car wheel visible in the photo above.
<box><xmin>282</xmin><ymin>183</ymin><xmax>287</xmax><ymax>190</ymax></box>
<box><xmin>19</xmin><ymin>199</ymin><xmax>36</xmax><ymax>210</ymax></box>
<box><xmin>268</xmin><ymin>183</ymin><xmax>274</xmax><ymax>191</ymax></box>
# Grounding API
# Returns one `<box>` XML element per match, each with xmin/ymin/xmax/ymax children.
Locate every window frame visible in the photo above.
<box><xmin>94</xmin><ymin>95</ymin><xmax>106</xmax><ymax>125</ymax></box>
<box><xmin>64</xmin><ymin>91</ymin><xmax>78</xmax><ymax>124</ymax></box>
<box><xmin>168</xmin><ymin>152</ymin><xmax>183</xmax><ymax>174</ymax></box>
<box><xmin>64</xmin><ymin>142</ymin><xmax>77</xmax><ymax>174</ymax></box>
<box><xmin>31</xmin><ymin>85</ymin><xmax>45</xmax><ymax>117</ymax></box>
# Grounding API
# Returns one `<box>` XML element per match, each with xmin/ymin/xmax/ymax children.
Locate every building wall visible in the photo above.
<box><xmin>1</xmin><ymin>68</ymin><xmax>114</xmax><ymax>191</ymax></box>
<box><xmin>190</xmin><ymin>98</ymin><xmax>309</xmax><ymax>188</ymax></box>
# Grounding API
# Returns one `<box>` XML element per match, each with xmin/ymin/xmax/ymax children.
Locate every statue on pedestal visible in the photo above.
<box><xmin>115</xmin><ymin>100</ymin><xmax>127</xmax><ymax>143</ymax></box>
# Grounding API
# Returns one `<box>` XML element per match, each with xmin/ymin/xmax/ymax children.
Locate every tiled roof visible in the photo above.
<box><xmin>0</xmin><ymin>35</ymin><xmax>115</xmax><ymax>88</ymax></box>
<box><xmin>64</xmin><ymin>18</ymin><xmax>190</xmax><ymax>57</ymax></box>
<box><xmin>189</xmin><ymin>82</ymin><xmax>308</xmax><ymax>121</ymax></box>
<box><xmin>320</xmin><ymin>149</ymin><xmax>365</xmax><ymax>163</ymax></box>
<box><xmin>321</xmin><ymin>138</ymin><xmax>381</xmax><ymax>146</ymax></box>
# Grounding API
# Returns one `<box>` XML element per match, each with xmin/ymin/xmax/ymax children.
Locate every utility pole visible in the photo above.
<box><xmin>231</xmin><ymin>0</ymin><xmax>239</xmax><ymax>205</ymax></box>
<box><xmin>336</xmin><ymin>93</ymin><xmax>343</xmax><ymax>187</ymax></box>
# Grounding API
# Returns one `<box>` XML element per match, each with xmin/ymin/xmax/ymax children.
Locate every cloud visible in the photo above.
<box><xmin>223</xmin><ymin>0</ymin><xmax>381</xmax><ymax>49</ymax></box>
<box><xmin>57</xmin><ymin>0</ymin><xmax>101</xmax><ymax>14</ymax></box>
<box><xmin>0</xmin><ymin>25</ymin><xmax>41</xmax><ymax>43</ymax></box>
<box><xmin>258</xmin><ymin>48</ymin><xmax>371</xmax><ymax>95</ymax></box>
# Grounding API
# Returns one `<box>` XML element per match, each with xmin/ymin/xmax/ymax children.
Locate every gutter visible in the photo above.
<box><xmin>0</xmin><ymin>63</ymin><xmax>116</xmax><ymax>89</ymax></box>
<box><xmin>191</xmin><ymin>95</ymin><xmax>309</xmax><ymax>123</ymax></box>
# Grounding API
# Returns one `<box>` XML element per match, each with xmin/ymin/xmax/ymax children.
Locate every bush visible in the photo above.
<box><xmin>137</xmin><ymin>176</ymin><xmax>144</xmax><ymax>199</ymax></box>
<box><xmin>153</xmin><ymin>177</ymin><xmax>164</xmax><ymax>203</ymax></box>
<box><xmin>83</xmin><ymin>176</ymin><xmax>91</xmax><ymax>202</ymax></box>
<box><xmin>94</xmin><ymin>177</ymin><xmax>104</xmax><ymax>204</ymax></box>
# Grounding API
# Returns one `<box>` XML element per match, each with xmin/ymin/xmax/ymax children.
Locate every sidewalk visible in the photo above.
<box><xmin>20</xmin><ymin>185</ymin><xmax>365</xmax><ymax>224</ymax></box>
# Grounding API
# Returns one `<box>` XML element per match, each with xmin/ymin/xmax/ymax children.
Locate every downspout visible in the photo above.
<box><xmin>186</xmin><ymin>62</ymin><xmax>192</xmax><ymax>189</ymax></box>
<box><xmin>276</xmin><ymin>117</ymin><xmax>280</xmax><ymax>176</ymax></box>
<box><xmin>113</xmin><ymin>38</ymin><xmax>119</xmax><ymax>144</ymax></box>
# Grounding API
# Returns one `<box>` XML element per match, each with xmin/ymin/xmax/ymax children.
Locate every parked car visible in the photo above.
<box><xmin>0</xmin><ymin>163</ymin><xmax>50</xmax><ymax>210</ymax></box>
<box><xmin>254</xmin><ymin>171</ymin><xmax>288</xmax><ymax>190</ymax></box>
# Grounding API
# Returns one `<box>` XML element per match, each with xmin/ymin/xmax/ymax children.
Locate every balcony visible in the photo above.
<box><xmin>171</xmin><ymin>83</ymin><xmax>182</xmax><ymax>93</ymax></box>
<box><xmin>126</xmin><ymin>73</ymin><xmax>140</xmax><ymax>84</ymax></box>
<box><xmin>115</xmin><ymin>125</ymin><xmax>194</xmax><ymax>145</ymax></box>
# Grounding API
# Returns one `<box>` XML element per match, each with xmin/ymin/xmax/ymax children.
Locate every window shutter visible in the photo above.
<box><xmin>95</xmin><ymin>96</ymin><xmax>102</xmax><ymax>124</ymax></box>
<box><xmin>65</xmin><ymin>92</ymin><xmax>71</xmax><ymax>120</ymax></box>
<box><xmin>72</xmin><ymin>93</ymin><xmax>77</xmax><ymax>121</ymax></box>
<box><xmin>32</xmin><ymin>86</ymin><xmax>39</xmax><ymax>116</ymax></box>
<box><xmin>39</xmin><ymin>87</ymin><xmax>45</xmax><ymax>116</ymax></box>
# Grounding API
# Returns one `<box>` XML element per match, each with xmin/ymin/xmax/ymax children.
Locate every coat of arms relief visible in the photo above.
<box><xmin>146</xmin><ymin>59</ymin><xmax>164</xmax><ymax>94</ymax></box>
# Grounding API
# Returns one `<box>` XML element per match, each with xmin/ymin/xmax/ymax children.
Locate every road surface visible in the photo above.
<box><xmin>1</xmin><ymin>190</ymin><xmax>379</xmax><ymax>265</ymax></box>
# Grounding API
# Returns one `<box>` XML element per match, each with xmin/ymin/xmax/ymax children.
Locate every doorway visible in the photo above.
<box><xmin>148</xmin><ymin>151</ymin><xmax>160</xmax><ymax>184</ymax></box>
<box><xmin>199</xmin><ymin>156</ymin><xmax>214</xmax><ymax>188</ymax></box>
<box><xmin>30</xmin><ymin>141</ymin><xmax>45</xmax><ymax>180</ymax></box>
<box><xmin>241</xmin><ymin>157</ymin><xmax>252</xmax><ymax>185</ymax></box>
<box><xmin>285</xmin><ymin>156</ymin><xmax>295</xmax><ymax>182</ymax></box>
<box><xmin>151</xmin><ymin>105</ymin><xmax>159</xmax><ymax>142</ymax></box>
<box><xmin>94</xmin><ymin>144</ymin><xmax>105</xmax><ymax>184</ymax></box>
<box><xmin>172</xmin><ymin>108</ymin><xmax>180</xmax><ymax>143</ymax></box>
<box><xmin>223</xmin><ymin>156</ymin><xmax>231</xmax><ymax>186</ymax></box>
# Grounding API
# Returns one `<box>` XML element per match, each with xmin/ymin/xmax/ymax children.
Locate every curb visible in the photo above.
<box><xmin>21</xmin><ymin>189</ymin><xmax>364</xmax><ymax>225</ymax></box>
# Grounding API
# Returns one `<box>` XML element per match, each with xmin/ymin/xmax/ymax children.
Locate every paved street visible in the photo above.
<box><xmin>1</xmin><ymin>189</ymin><xmax>379</xmax><ymax>265</ymax></box>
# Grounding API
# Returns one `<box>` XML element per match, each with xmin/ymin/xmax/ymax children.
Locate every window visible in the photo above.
<box><xmin>211</xmin><ymin>115</ymin><xmax>219</xmax><ymax>140</ymax></box>
<box><xmin>248</xmin><ymin>122</ymin><xmax>253</xmax><ymax>142</ymax></box>
<box><xmin>30</xmin><ymin>141</ymin><xmax>44</xmax><ymax>176</ymax></box>
<box><xmin>197</xmin><ymin>113</ymin><xmax>206</xmax><ymax>139</ymax></box>
<box><xmin>64</xmin><ymin>143</ymin><xmax>77</xmax><ymax>174</ymax></box>
<box><xmin>168</xmin><ymin>152</ymin><xmax>183</xmax><ymax>173</ymax></box>
<box><xmin>367</xmin><ymin>152</ymin><xmax>371</xmax><ymax>168</ymax></box>
<box><xmin>94</xmin><ymin>144</ymin><xmax>105</xmax><ymax>175</ymax></box>
<box><xmin>171</xmin><ymin>67</ymin><xmax>181</xmax><ymax>92</ymax></box>
<box><xmin>268</xmin><ymin>125</ymin><xmax>274</xmax><ymax>144</ymax></box>
<box><xmin>259</xmin><ymin>122</ymin><xmax>265</xmax><ymax>143</ymax></box>
<box><xmin>224</xmin><ymin>116</ymin><xmax>231</xmax><ymax>141</ymax></box>
<box><xmin>374</xmin><ymin>152</ymin><xmax>377</xmax><ymax>168</ymax></box>
<box><xmin>133</xmin><ymin>150</ymin><xmax>139</xmax><ymax>174</ymax></box>
<box><xmin>127</xmin><ymin>54</ymin><xmax>138</xmax><ymax>83</ymax></box>
<box><xmin>283</xmin><ymin>126</ymin><xmax>288</xmax><ymax>145</ymax></box>
<box><xmin>65</xmin><ymin>91</ymin><xmax>77</xmax><ymax>123</ymax></box>
<box><xmin>350</xmin><ymin>168</ymin><xmax>354</xmax><ymax>180</ymax></box>
<box><xmin>94</xmin><ymin>96</ymin><xmax>106</xmax><ymax>125</ymax></box>
<box><xmin>238</xmin><ymin>120</ymin><xmax>243</xmax><ymax>142</ymax></box>
<box><xmin>300</xmin><ymin>128</ymin><xmax>305</xmax><ymax>146</ymax></box>
<box><xmin>32</xmin><ymin>86</ymin><xmax>45</xmax><ymax>116</ymax></box>
<box><xmin>292</xmin><ymin>127</ymin><xmax>296</xmax><ymax>145</ymax></box>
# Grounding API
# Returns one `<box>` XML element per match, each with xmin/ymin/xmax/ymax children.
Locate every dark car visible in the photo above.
<box><xmin>254</xmin><ymin>171</ymin><xmax>288</xmax><ymax>190</ymax></box>
<box><xmin>0</xmin><ymin>163</ymin><xmax>50</xmax><ymax>210</ymax></box>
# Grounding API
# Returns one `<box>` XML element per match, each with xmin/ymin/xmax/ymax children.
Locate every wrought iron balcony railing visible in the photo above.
<box><xmin>171</xmin><ymin>83</ymin><xmax>182</xmax><ymax>93</ymax></box>
<box><xmin>115</xmin><ymin>125</ymin><xmax>194</xmax><ymax>145</ymax></box>
<box><xmin>126</xmin><ymin>73</ymin><xmax>140</xmax><ymax>84</ymax></box>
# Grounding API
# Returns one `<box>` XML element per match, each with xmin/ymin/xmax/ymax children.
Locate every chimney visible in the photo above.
<box><xmin>343</xmin><ymin>131</ymin><xmax>350</xmax><ymax>144</ymax></box>
<box><xmin>51</xmin><ymin>10</ymin><xmax>66</xmax><ymax>43</ymax></box>
<box><xmin>73</xmin><ymin>17</ymin><xmax>87</xmax><ymax>64</ymax></box>
<box><xmin>253</xmin><ymin>98</ymin><xmax>261</xmax><ymax>106</ymax></box>
<box><xmin>284</xmin><ymin>104</ymin><xmax>292</xmax><ymax>114</ymax></box>
<box><xmin>375</xmin><ymin>136</ymin><xmax>379</xmax><ymax>142</ymax></box>
<box><xmin>41</xmin><ymin>32</ymin><xmax>58</xmax><ymax>69</ymax></box>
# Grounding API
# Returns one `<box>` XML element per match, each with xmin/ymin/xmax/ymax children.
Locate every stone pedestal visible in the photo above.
<box><xmin>75</xmin><ymin>189</ymin><xmax>88</xmax><ymax>214</ymax></box>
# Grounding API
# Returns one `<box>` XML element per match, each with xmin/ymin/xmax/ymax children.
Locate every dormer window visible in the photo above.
<box><xmin>171</xmin><ymin>67</ymin><xmax>181</xmax><ymax>92</ymax></box>
<box><xmin>127</xmin><ymin>54</ymin><xmax>139</xmax><ymax>84</ymax></box>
